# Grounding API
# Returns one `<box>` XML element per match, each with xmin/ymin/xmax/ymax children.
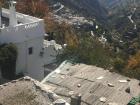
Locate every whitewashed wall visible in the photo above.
<box><xmin>0</xmin><ymin>20</ymin><xmax>45</xmax><ymax>80</ymax></box>
<box><xmin>43</xmin><ymin>46</ymin><xmax>58</xmax><ymax>65</ymax></box>
<box><xmin>16</xmin><ymin>37</ymin><xmax>44</xmax><ymax>81</ymax></box>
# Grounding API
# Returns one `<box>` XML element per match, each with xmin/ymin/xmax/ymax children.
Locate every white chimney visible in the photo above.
<box><xmin>9</xmin><ymin>1</ymin><xmax>17</xmax><ymax>26</ymax></box>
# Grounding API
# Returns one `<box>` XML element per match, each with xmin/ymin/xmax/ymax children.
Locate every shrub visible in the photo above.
<box><xmin>124</xmin><ymin>68</ymin><xmax>140</xmax><ymax>80</ymax></box>
<box><xmin>113</xmin><ymin>57</ymin><xmax>125</xmax><ymax>72</ymax></box>
<box><xmin>0</xmin><ymin>44</ymin><xmax>17</xmax><ymax>79</ymax></box>
<box><xmin>58</xmin><ymin>34</ymin><xmax>113</xmax><ymax>69</ymax></box>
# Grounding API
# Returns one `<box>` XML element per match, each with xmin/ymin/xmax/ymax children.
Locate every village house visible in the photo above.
<box><xmin>0</xmin><ymin>1</ymin><xmax>61</xmax><ymax>81</ymax></box>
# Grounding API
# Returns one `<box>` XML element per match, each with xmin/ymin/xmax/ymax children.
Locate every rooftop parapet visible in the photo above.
<box><xmin>0</xmin><ymin>8</ymin><xmax>45</xmax><ymax>43</ymax></box>
<box><xmin>1</xmin><ymin>8</ymin><xmax>43</xmax><ymax>29</ymax></box>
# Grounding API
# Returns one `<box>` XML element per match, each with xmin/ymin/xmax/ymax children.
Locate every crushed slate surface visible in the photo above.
<box><xmin>43</xmin><ymin>62</ymin><xmax>140</xmax><ymax>105</ymax></box>
<box><xmin>0</xmin><ymin>76</ymin><xmax>67</xmax><ymax>105</ymax></box>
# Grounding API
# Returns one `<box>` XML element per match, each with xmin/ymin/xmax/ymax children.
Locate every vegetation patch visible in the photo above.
<box><xmin>0</xmin><ymin>43</ymin><xmax>17</xmax><ymax>80</ymax></box>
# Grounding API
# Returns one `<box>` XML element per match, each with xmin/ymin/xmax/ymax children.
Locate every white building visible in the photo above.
<box><xmin>0</xmin><ymin>1</ymin><xmax>61</xmax><ymax>81</ymax></box>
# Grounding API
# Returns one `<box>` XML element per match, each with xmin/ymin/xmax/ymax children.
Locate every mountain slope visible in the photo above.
<box><xmin>47</xmin><ymin>0</ymin><xmax>108</xmax><ymax>23</ymax></box>
<box><xmin>98</xmin><ymin>0</ymin><xmax>140</xmax><ymax>12</ymax></box>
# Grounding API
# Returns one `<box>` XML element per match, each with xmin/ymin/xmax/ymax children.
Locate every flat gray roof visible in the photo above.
<box><xmin>42</xmin><ymin>61</ymin><xmax>140</xmax><ymax>105</ymax></box>
<box><xmin>0</xmin><ymin>76</ymin><xmax>68</xmax><ymax>105</ymax></box>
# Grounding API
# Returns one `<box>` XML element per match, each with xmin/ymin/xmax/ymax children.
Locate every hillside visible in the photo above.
<box><xmin>47</xmin><ymin>0</ymin><xmax>108</xmax><ymax>24</ymax></box>
<box><xmin>45</xmin><ymin>0</ymin><xmax>140</xmax><ymax>79</ymax></box>
<box><xmin>98</xmin><ymin>0</ymin><xmax>140</xmax><ymax>13</ymax></box>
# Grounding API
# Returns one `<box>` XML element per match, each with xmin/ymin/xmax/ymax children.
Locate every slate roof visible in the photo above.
<box><xmin>42</xmin><ymin>61</ymin><xmax>140</xmax><ymax>105</ymax></box>
<box><xmin>0</xmin><ymin>76</ymin><xmax>69</xmax><ymax>105</ymax></box>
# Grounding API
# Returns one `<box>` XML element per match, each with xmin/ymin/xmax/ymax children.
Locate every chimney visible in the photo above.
<box><xmin>9</xmin><ymin>0</ymin><xmax>17</xmax><ymax>26</ymax></box>
<box><xmin>125</xmin><ymin>79</ymin><xmax>131</xmax><ymax>94</ymax></box>
<box><xmin>70</xmin><ymin>94</ymin><xmax>81</xmax><ymax>105</ymax></box>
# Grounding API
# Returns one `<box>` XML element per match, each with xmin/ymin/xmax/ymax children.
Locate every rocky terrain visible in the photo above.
<box><xmin>46</xmin><ymin>0</ymin><xmax>140</xmax><ymax>47</ymax></box>
<box><xmin>47</xmin><ymin>0</ymin><xmax>108</xmax><ymax>25</ymax></box>
<box><xmin>0</xmin><ymin>76</ymin><xmax>67</xmax><ymax>105</ymax></box>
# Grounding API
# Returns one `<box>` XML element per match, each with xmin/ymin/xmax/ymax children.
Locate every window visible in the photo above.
<box><xmin>28</xmin><ymin>47</ymin><xmax>33</xmax><ymax>55</ymax></box>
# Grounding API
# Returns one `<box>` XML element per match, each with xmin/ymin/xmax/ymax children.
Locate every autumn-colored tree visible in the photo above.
<box><xmin>44</xmin><ymin>10</ymin><xmax>79</xmax><ymax>48</ymax></box>
<box><xmin>0</xmin><ymin>0</ymin><xmax>5</xmax><ymax>7</ymax></box>
<box><xmin>44</xmin><ymin>15</ymin><xmax>59</xmax><ymax>33</ymax></box>
<box><xmin>127</xmin><ymin>51</ymin><xmax>140</xmax><ymax>69</ymax></box>
<box><xmin>51</xmin><ymin>22</ymin><xmax>79</xmax><ymax>47</ymax></box>
<box><xmin>16</xmin><ymin>0</ymin><xmax>49</xmax><ymax>18</ymax></box>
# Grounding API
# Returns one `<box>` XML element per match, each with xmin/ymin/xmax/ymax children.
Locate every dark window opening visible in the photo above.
<box><xmin>45</xmin><ymin>32</ymin><xmax>54</xmax><ymax>41</ymax></box>
<box><xmin>28</xmin><ymin>47</ymin><xmax>33</xmax><ymax>55</ymax></box>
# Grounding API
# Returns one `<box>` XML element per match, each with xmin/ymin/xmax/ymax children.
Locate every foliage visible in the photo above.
<box><xmin>113</xmin><ymin>57</ymin><xmax>125</xmax><ymax>72</ymax></box>
<box><xmin>58</xmin><ymin>33</ymin><xmax>113</xmax><ymax>69</ymax></box>
<box><xmin>127</xmin><ymin>51</ymin><xmax>140</xmax><ymax>69</ymax></box>
<box><xmin>16</xmin><ymin>0</ymin><xmax>49</xmax><ymax>18</ymax></box>
<box><xmin>0</xmin><ymin>0</ymin><xmax>5</xmax><ymax>6</ymax></box>
<box><xmin>0</xmin><ymin>44</ymin><xmax>17</xmax><ymax>79</ymax></box>
<box><xmin>124</xmin><ymin>68</ymin><xmax>140</xmax><ymax>79</ymax></box>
